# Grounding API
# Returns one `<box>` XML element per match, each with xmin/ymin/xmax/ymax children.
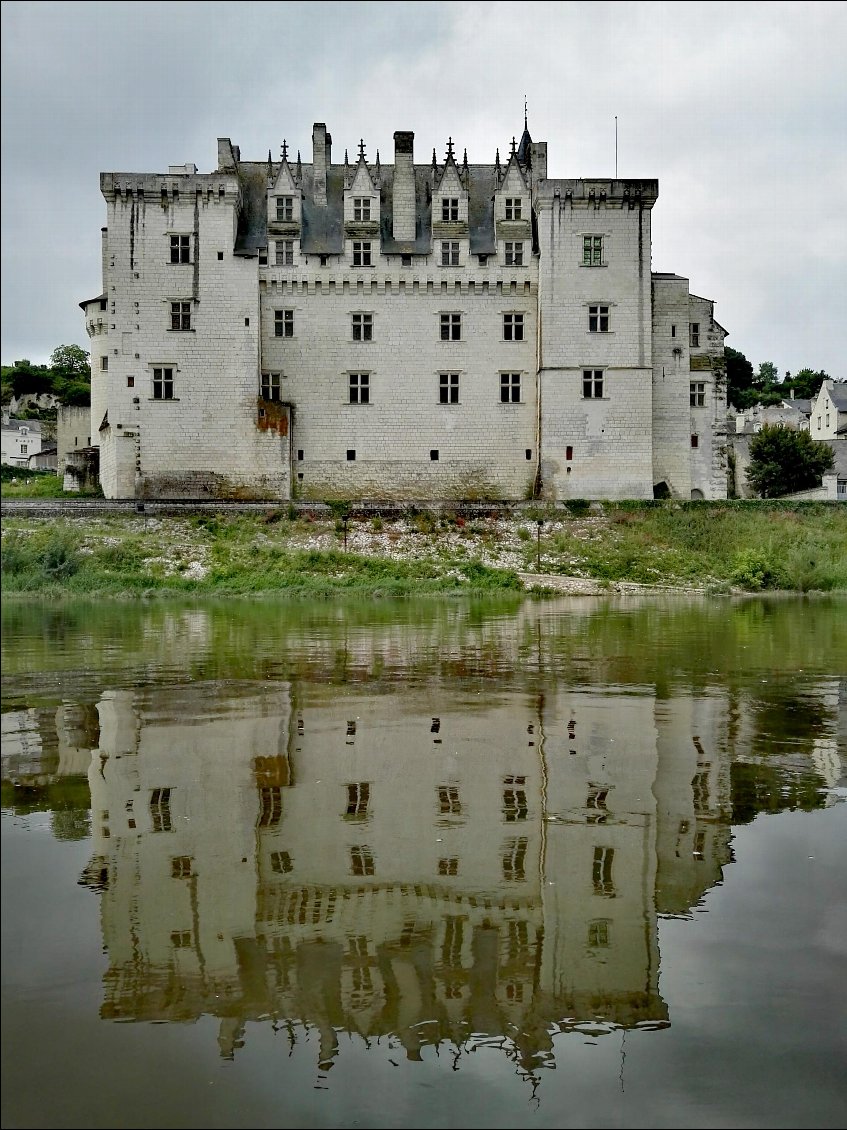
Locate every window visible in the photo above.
<box><xmin>345</xmin><ymin>782</ymin><xmax>370</xmax><ymax>819</ymax></box>
<box><xmin>352</xmin><ymin>240</ymin><xmax>372</xmax><ymax>266</ymax></box>
<box><xmin>438</xmin><ymin>857</ymin><xmax>459</xmax><ymax>876</ymax></box>
<box><xmin>347</xmin><ymin>449</ymin><xmax>356</xmax><ymax>461</ymax></box>
<box><xmin>170</xmin><ymin>930</ymin><xmax>192</xmax><ymax>948</ymax></box>
<box><xmin>276</xmin><ymin>196</ymin><xmax>294</xmax><ymax>222</ymax></box>
<box><xmin>586</xmin><ymin>786</ymin><xmax>609</xmax><ymax>824</ymax></box>
<box><xmin>503</xmin><ymin>313</ymin><xmax>524</xmax><ymax>341</ymax></box>
<box><xmin>582</xmin><ymin>369</ymin><xmax>604</xmax><ymax>398</ymax></box>
<box><xmin>152</xmin><ymin>367</ymin><xmax>175</xmax><ymax>400</ymax></box>
<box><xmin>150</xmin><ymin>788</ymin><xmax>172</xmax><ymax>832</ymax></box>
<box><xmin>276</xmin><ymin>240</ymin><xmax>294</xmax><ymax>266</ymax></box>
<box><xmin>505</xmin><ymin>197</ymin><xmax>522</xmax><ymax>220</ymax></box>
<box><xmin>588</xmin><ymin>920</ymin><xmax>610</xmax><ymax>948</ymax></box>
<box><xmin>169</xmin><ymin>234</ymin><xmax>190</xmax><ymax>264</ymax></box>
<box><xmin>270</xmin><ymin>851</ymin><xmax>293</xmax><ymax>874</ymax></box>
<box><xmin>690</xmin><ymin>322</ymin><xmax>701</xmax><ymax>348</ymax></box>
<box><xmin>588</xmin><ymin>304</ymin><xmax>610</xmax><ymax>332</ymax></box>
<box><xmin>401</xmin><ymin>254</ymin><xmax>412</xmax><ymax>267</ymax></box>
<box><xmin>261</xmin><ymin>372</ymin><xmax>281</xmax><ymax>401</ymax></box>
<box><xmin>353</xmin><ymin>197</ymin><xmax>371</xmax><ymax>221</ymax></box>
<box><xmin>170</xmin><ymin>301</ymin><xmax>191</xmax><ymax>331</ymax></box>
<box><xmin>504</xmin><ymin>241</ymin><xmax>524</xmax><ymax>266</ymax></box>
<box><xmin>500</xmin><ymin>372</ymin><xmax>521</xmax><ymax>403</ymax></box>
<box><xmin>171</xmin><ymin>856</ymin><xmax>192</xmax><ymax>879</ymax></box>
<box><xmin>20</xmin><ymin>444</ymin><xmax>28</xmax><ymax>455</ymax></box>
<box><xmin>127</xmin><ymin>376</ymin><xmax>134</xmax><ymax>388</ymax></box>
<box><xmin>349</xmin><ymin>372</ymin><xmax>370</xmax><ymax>404</ymax></box>
<box><xmin>502</xmin><ymin>837</ymin><xmax>528</xmax><ymax>881</ymax></box>
<box><xmin>690</xmin><ymin>381</ymin><xmax>706</xmax><ymax>407</ymax></box>
<box><xmin>274</xmin><ymin>309</ymin><xmax>294</xmax><ymax>337</ymax></box>
<box><xmin>350</xmin><ymin>846</ymin><xmax>375</xmax><ymax>876</ymax></box>
<box><xmin>440</xmin><ymin>312</ymin><xmax>462</xmax><ymax>341</ymax></box>
<box><xmin>430</xmin><ymin>449</ymin><xmax>439</xmax><ymax>461</ymax></box>
<box><xmin>352</xmin><ymin>313</ymin><xmax>373</xmax><ymax>341</ymax></box>
<box><xmin>592</xmin><ymin>845</ymin><xmax>615</xmax><ymax>896</ymax></box>
<box><xmin>257</xmin><ymin>786</ymin><xmax>282</xmax><ymax>827</ymax></box>
<box><xmin>441</xmin><ymin>240</ymin><xmax>459</xmax><ymax>266</ymax></box>
<box><xmin>100</xmin><ymin>356</ymin><xmax>109</xmax><ymax>371</ymax></box>
<box><xmin>438</xmin><ymin>786</ymin><xmax>461</xmax><ymax>815</ymax></box>
<box><xmin>439</xmin><ymin>372</ymin><xmax>459</xmax><ymax>403</ymax></box>
<box><xmin>691</xmin><ymin>433</ymin><xmax>699</xmax><ymax>448</ymax></box>
<box><xmin>583</xmin><ymin>235</ymin><xmax>603</xmax><ymax>266</ymax></box>
<box><xmin>503</xmin><ymin>776</ymin><xmax>528</xmax><ymax>822</ymax></box>
<box><xmin>441</xmin><ymin>197</ymin><xmax>459</xmax><ymax>221</ymax></box>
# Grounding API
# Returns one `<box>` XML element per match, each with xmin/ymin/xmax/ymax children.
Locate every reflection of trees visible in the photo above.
<box><xmin>731</xmin><ymin>763</ymin><xmax>827</xmax><ymax>824</ymax></box>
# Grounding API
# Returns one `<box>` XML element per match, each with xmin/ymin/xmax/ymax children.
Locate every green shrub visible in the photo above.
<box><xmin>730</xmin><ymin>548</ymin><xmax>786</xmax><ymax>591</ymax></box>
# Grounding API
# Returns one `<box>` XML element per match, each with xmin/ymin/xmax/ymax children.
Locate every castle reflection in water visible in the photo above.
<box><xmin>3</xmin><ymin>604</ymin><xmax>842</xmax><ymax>1076</ymax></box>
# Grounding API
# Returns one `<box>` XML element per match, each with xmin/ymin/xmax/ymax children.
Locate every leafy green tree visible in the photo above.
<box><xmin>725</xmin><ymin>346</ymin><xmax>757</xmax><ymax>408</ymax></box>
<box><xmin>8</xmin><ymin>359</ymin><xmax>53</xmax><ymax>398</ymax></box>
<box><xmin>786</xmin><ymin>368</ymin><xmax>829</xmax><ymax>401</ymax></box>
<box><xmin>50</xmin><ymin>344</ymin><xmax>90</xmax><ymax>377</ymax></box>
<box><xmin>746</xmin><ymin>424</ymin><xmax>834</xmax><ymax>498</ymax></box>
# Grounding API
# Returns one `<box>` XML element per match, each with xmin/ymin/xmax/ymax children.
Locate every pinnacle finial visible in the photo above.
<box><xmin>281</xmin><ymin>139</ymin><xmax>288</xmax><ymax>161</ymax></box>
<box><xmin>446</xmin><ymin>136</ymin><xmax>454</xmax><ymax>161</ymax></box>
<box><xmin>358</xmin><ymin>138</ymin><xmax>366</xmax><ymax>161</ymax></box>
<box><xmin>511</xmin><ymin>135</ymin><xmax>517</xmax><ymax>156</ymax></box>
<box><xmin>524</xmin><ymin>96</ymin><xmax>528</xmax><ymax>131</ymax></box>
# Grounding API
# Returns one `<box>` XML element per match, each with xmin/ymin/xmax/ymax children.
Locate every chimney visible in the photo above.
<box><xmin>392</xmin><ymin>131</ymin><xmax>415</xmax><ymax>242</ymax></box>
<box><xmin>313</xmin><ymin>123</ymin><xmax>330</xmax><ymax>206</ymax></box>
<box><xmin>217</xmin><ymin>138</ymin><xmax>238</xmax><ymax>172</ymax></box>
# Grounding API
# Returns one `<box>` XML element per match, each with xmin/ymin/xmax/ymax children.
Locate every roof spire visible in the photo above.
<box><xmin>495</xmin><ymin>146</ymin><xmax>501</xmax><ymax>183</ymax></box>
<box><xmin>524</xmin><ymin>95</ymin><xmax>528</xmax><ymax>132</ymax></box>
<box><xmin>446</xmin><ymin>136</ymin><xmax>454</xmax><ymax>161</ymax></box>
<box><xmin>296</xmin><ymin>150</ymin><xmax>302</xmax><ymax>181</ymax></box>
<box><xmin>358</xmin><ymin>137</ymin><xmax>366</xmax><ymax>161</ymax></box>
<box><xmin>281</xmin><ymin>139</ymin><xmax>288</xmax><ymax>161</ymax></box>
<box><xmin>511</xmin><ymin>135</ymin><xmax>517</xmax><ymax>157</ymax></box>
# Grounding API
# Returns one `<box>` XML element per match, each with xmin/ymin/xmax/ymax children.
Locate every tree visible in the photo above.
<box><xmin>746</xmin><ymin>424</ymin><xmax>834</xmax><ymax>498</ymax></box>
<box><xmin>725</xmin><ymin>346</ymin><xmax>757</xmax><ymax>409</ymax></box>
<box><xmin>8</xmin><ymin>359</ymin><xmax>53</xmax><ymax>398</ymax></box>
<box><xmin>786</xmin><ymin>368</ymin><xmax>829</xmax><ymax>401</ymax></box>
<box><xmin>50</xmin><ymin>344</ymin><xmax>90</xmax><ymax>377</ymax></box>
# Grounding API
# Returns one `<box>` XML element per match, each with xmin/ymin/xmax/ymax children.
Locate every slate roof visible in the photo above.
<box><xmin>233</xmin><ymin>160</ymin><xmax>529</xmax><ymax>258</ymax></box>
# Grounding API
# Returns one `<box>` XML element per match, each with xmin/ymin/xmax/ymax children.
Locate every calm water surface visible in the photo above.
<box><xmin>1</xmin><ymin>594</ymin><xmax>845</xmax><ymax>1129</ymax></box>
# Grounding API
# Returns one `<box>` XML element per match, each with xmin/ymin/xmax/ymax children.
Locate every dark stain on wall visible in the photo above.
<box><xmin>256</xmin><ymin>399</ymin><xmax>289</xmax><ymax>436</ymax></box>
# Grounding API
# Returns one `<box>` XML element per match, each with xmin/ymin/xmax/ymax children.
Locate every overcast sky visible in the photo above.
<box><xmin>2</xmin><ymin>0</ymin><xmax>845</xmax><ymax>377</ymax></box>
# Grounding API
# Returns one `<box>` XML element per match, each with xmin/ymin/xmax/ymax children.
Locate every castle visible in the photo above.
<box><xmin>80</xmin><ymin>119</ymin><xmax>728</xmax><ymax>501</ymax></box>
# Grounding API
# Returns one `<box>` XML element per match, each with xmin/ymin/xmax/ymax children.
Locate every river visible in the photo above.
<box><xmin>1</xmin><ymin>593</ymin><xmax>845</xmax><ymax>1128</ymax></box>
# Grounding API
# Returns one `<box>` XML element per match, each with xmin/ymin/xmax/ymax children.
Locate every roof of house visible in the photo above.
<box><xmin>234</xmin><ymin>158</ymin><xmax>517</xmax><ymax>258</ymax></box>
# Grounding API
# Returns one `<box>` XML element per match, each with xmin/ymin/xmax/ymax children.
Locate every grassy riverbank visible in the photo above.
<box><xmin>2</xmin><ymin>500</ymin><xmax>846</xmax><ymax>598</ymax></box>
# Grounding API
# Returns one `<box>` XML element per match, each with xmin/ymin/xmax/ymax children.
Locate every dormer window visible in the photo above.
<box><xmin>353</xmin><ymin>198</ymin><xmax>371</xmax><ymax>221</ymax></box>
<box><xmin>505</xmin><ymin>198</ymin><xmax>522</xmax><ymax>220</ymax></box>
<box><xmin>441</xmin><ymin>197</ymin><xmax>459</xmax><ymax>222</ymax></box>
<box><xmin>276</xmin><ymin>196</ymin><xmax>294</xmax><ymax>222</ymax></box>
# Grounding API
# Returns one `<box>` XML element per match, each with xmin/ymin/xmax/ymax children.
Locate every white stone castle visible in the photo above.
<box><xmin>80</xmin><ymin>119</ymin><xmax>728</xmax><ymax>501</ymax></box>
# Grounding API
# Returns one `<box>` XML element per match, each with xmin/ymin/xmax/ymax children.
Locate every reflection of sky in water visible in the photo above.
<box><xmin>2</xmin><ymin>596</ymin><xmax>845</xmax><ymax>1128</ymax></box>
